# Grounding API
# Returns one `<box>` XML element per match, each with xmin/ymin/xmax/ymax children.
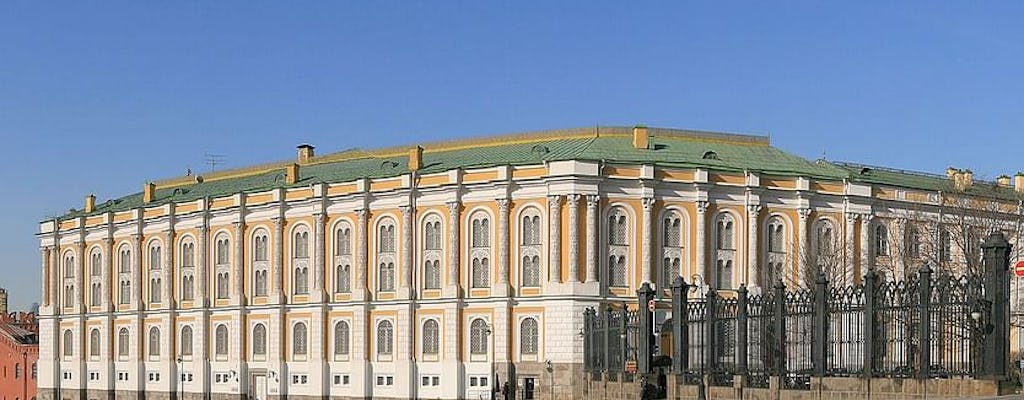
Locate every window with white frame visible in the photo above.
<box><xmin>607</xmin><ymin>207</ymin><xmax>630</xmax><ymax>288</ymax></box>
<box><xmin>119</xmin><ymin>244</ymin><xmax>132</xmax><ymax>305</ymax></box>
<box><xmin>334</xmin><ymin>222</ymin><xmax>353</xmax><ymax>294</ymax></box>
<box><xmin>89</xmin><ymin>329</ymin><xmax>100</xmax><ymax>359</ymax></box>
<box><xmin>661</xmin><ymin>210</ymin><xmax>685</xmax><ymax>289</ymax></box>
<box><xmin>252</xmin><ymin>229</ymin><xmax>269</xmax><ymax>297</ymax></box>
<box><xmin>180</xmin><ymin>326</ymin><xmax>193</xmax><ymax>358</ymax></box>
<box><xmin>89</xmin><ymin>249</ymin><xmax>102</xmax><ymax>307</ymax></box>
<box><xmin>292</xmin><ymin>322</ymin><xmax>308</xmax><ymax>360</ymax></box>
<box><xmin>333</xmin><ymin>321</ymin><xmax>349</xmax><ymax>360</ymax></box>
<box><xmin>118</xmin><ymin>328</ymin><xmax>129</xmax><ymax>360</ymax></box>
<box><xmin>215</xmin><ymin>324</ymin><xmax>228</xmax><ymax>360</ymax></box>
<box><xmin>148</xmin><ymin>327</ymin><xmax>160</xmax><ymax>359</ymax></box>
<box><xmin>377</xmin><ymin>218</ymin><xmax>397</xmax><ymax>292</ymax></box>
<box><xmin>765</xmin><ymin>216</ymin><xmax>786</xmax><ymax>286</ymax></box>
<box><xmin>470</xmin><ymin>211</ymin><xmax>491</xmax><ymax>289</ymax></box>
<box><xmin>813</xmin><ymin>219</ymin><xmax>839</xmax><ymax>282</ymax></box>
<box><xmin>292</xmin><ymin>226</ymin><xmax>311</xmax><ymax>295</ymax></box>
<box><xmin>148</xmin><ymin>242</ymin><xmax>162</xmax><ymax>303</ymax></box>
<box><xmin>520</xmin><ymin>208</ymin><xmax>542</xmax><ymax>288</ymax></box>
<box><xmin>179</xmin><ymin>239</ymin><xmax>195</xmax><ymax>301</ymax></box>
<box><xmin>905</xmin><ymin>224</ymin><xmax>921</xmax><ymax>260</ymax></box>
<box><xmin>422</xmin><ymin>319</ymin><xmax>439</xmax><ymax>360</ymax></box>
<box><xmin>940</xmin><ymin>228</ymin><xmax>952</xmax><ymax>262</ymax></box>
<box><xmin>252</xmin><ymin>324</ymin><xmax>267</xmax><ymax>358</ymax></box>
<box><xmin>63</xmin><ymin>250</ymin><xmax>76</xmax><ymax>308</ymax></box>
<box><xmin>874</xmin><ymin>224</ymin><xmax>889</xmax><ymax>257</ymax></box>
<box><xmin>520</xmin><ymin>317</ymin><xmax>539</xmax><ymax>359</ymax></box>
<box><xmin>376</xmin><ymin>320</ymin><xmax>394</xmax><ymax>361</ymax></box>
<box><xmin>422</xmin><ymin>214</ymin><xmax>443</xmax><ymax>290</ymax></box>
<box><xmin>469</xmin><ymin>318</ymin><xmax>489</xmax><ymax>361</ymax></box>
<box><xmin>214</xmin><ymin>234</ymin><xmax>230</xmax><ymax>299</ymax></box>
<box><xmin>715</xmin><ymin>213</ymin><xmax>737</xmax><ymax>289</ymax></box>
<box><xmin>62</xmin><ymin>329</ymin><xmax>73</xmax><ymax>359</ymax></box>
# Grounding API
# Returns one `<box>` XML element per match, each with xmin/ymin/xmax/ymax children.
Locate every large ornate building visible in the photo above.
<box><xmin>0</xmin><ymin>289</ymin><xmax>40</xmax><ymax>400</ymax></box>
<box><xmin>37</xmin><ymin>127</ymin><xmax>1023</xmax><ymax>400</ymax></box>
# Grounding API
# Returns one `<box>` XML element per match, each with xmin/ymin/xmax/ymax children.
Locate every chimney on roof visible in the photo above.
<box><xmin>143</xmin><ymin>182</ymin><xmax>156</xmax><ymax>203</ymax></box>
<box><xmin>1015</xmin><ymin>173</ymin><xmax>1024</xmax><ymax>193</ymax></box>
<box><xmin>286</xmin><ymin>163</ymin><xmax>299</xmax><ymax>185</ymax></box>
<box><xmin>946</xmin><ymin>167</ymin><xmax>974</xmax><ymax>190</ymax></box>
<box><xmin>408</xmin><ymin>146</ymin><xmax>424</xmax><ymax>172</ymax></box>
<box><xmin>633</xmin><ymin>126</ymin><xmax>650</xmax><ymax>150</ymax></box>
<box><xmin>946</xmin><ymin>167</ymin><xmax>958</xmax><ymax>180</ymax></box>
<box><xmin>84</xmin><ymin>194</ymin><xmax>96</xmax><ymax>213</ymax></box>
<box><xmin>997</xmin><ymin>175</ymin><xmax>1012</xmax><ymax>188</ymax></box>
<box><xmin>297</xmin><ymin>144</ymin><xmax>315</xmax><ymax>164</ymax></box>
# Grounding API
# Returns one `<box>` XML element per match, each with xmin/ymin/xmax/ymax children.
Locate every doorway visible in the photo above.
<box><xmin>251</xmin><ymin>374</ymin><xmax>267</xmax><ymax>400</ymax></box>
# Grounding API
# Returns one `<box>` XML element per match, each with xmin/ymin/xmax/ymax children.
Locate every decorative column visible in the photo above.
<box><xmin>446</xmin><ymin>201</ymin><xmax>461</xmax><ymax>296</ymax></box>
<box><xmin>197</xmin><ymin>219</ymin><xmax>209</xmax><ymax>306</ymax></box>
<box><xmin>893</xmin><ymin>218</ymin><xmax>907</xmax><ymax>280</ymax></box>
<box><xmin>272</xmin><ymin>216</ymin><xmax>285</xmax><ymax>300</ymax></box>
<box><xmin>102</xmin><ymin>238</ymin><xmax>113</xmax><ymax>310</ymax></box>
<box><xmin>798</xmin><ymin>208</ymin><xmax>811</xmax><ymax>285</ymax></box>
<box><xmin>355</xmin><ymin>209</ymin><xmax>369</xmax><ymax>298</ymax></box>
<box><xmin>585</xmin><ymin>195</ymin><xmax>599</xmax><ymax>284</ymax></box>
<box><xmin>76</xmin><ymin>239</ymin><xmax>86</xmax><ymax>312</ymax></box>
<box><xmin>747</xmin><ymin>204</ymin><xmax>761</xmax><ymax>287</ymax></box>
<box><xmin>641</xmin><ymin>197</ymin><xmax>655</xmax><ymax>285</ymax></box>
<box><xmin>860</xmin><ymin>214</ymin><xmax>874</xmax><ymax>278</ymax></box>
<box><xmin>496</xmin><ymin>199</ymin><xmax>510</xmax><ymax>290</ymax></box>
<box><xmin>131</xmin><ymin>233</ymin><xmax>143</xmax><ymax>309</ymax></box>
<box><xmin>548</xmin><ymin>195</ymin><xmax>562</xmax><ymax>284</ymax></box>
<box><xmin>163</xmin><ymin>228</ymin><xmax>175</xmax><ymax>308</ymax></box>
<box><xmin>844</xmin><ymin>213</ymin><xmax>857</xmax><ymax>285</ymax></box>
<box><xmin>313</xmin><ymin>212</ymin><xmax>327</xmax><ymax>300</ymax></box>
<box><xmin>41</xmin><ymin>246</ymin><xmax>52</xmax><ymax>308</ymax></box>
<box><xmin>233</xmin><ymin>221</ymin><xmax>245</xmax><ymax>304</ymax></box>
<box><xmin>567</xmin><ymin>194</ymin><xmax>581</xmax><ymax>283</ymax></box>
<box><xmin>695</xmin><ymin>201</ymin><xmax>709</xmax><ymax>283</ymax></box>
<box><xmin>400</xmin><ymin>205</ymin><xmax>413</xmax><ymax>292</ymax></box>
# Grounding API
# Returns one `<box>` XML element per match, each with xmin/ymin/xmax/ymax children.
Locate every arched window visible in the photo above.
<box><xmin>422</xmin><ymin>214</ymin><xmax>443</xmax><ymax>290</ymax></box>
<box><xmin>149</xmin><ymin>242</ymin><xmax>162</xmax><ymax>303</ymax></box>
<box><xmin>148</xmin><ymin>327</ymin><xmax>160</xmax><ymax>359</ymax></box>
<box><xmin>292</xmin><ymin>226</ymin><xmax>310</xmax><ymax>295</ymax></box>
<box><xmin>469</xmin><ymin>319</ymin><xmax>489</xmax><ymax>358</ymax></box>
<box><xmin>333</xmin><ymin>222</ymin><xmax>353</xmax><ymax>294</ymax></box>
<box><xmin>292</xmin><ymin>322</ymin><xmax>308</xmax><ymax>358</ymax></box>
<box><xmin>520</xmin><ymin>318</ymin><xmax>539</xmax><ymax>356</ymax></box>
<box><xmin>939</xmin><ymin>228</ymin><xmax>952</xmax><ymax>262</ymax></box>
<box><xmin>661</xmin><ymin>210</ymin><xmax>686</xmax><ymax>289</ymax></box>
<box><xmin>89</xmin><ymin>329</ymin><xmax>100</xmax><ymax>358</ymax></box>
<box><xmin>294</xmin><ymin>230</ymin><xmax>309</xmax><ymax>259</ymax></box>
<box><xmin>90</xmin><ymin>250</ymin><xmax>101</xmax><ymax>277</ymax></box>
<box><xmin>377</xmin><ymin>218</ymin><xmax>397</xmax><ymax>292</ymax></box>
<box><xmin>89</xmin><ymin>248</ymin><xmax>102</xmax><ymax>307</ymax></box>
<box><xmin>62</xmin><ymin>250</ymin><xmax>77</xmax><ymax>309</ymax></box>
<box><xmin>215</xmin><ymin>325</ymin><xmax>228</xmax><ymax>359</ymax></box>
<box><xmin>252</xmin><ymin>324</ymin><xmax>267</xmax><ymax>357</ymax></box>
<box><xmin>422</xmin><ymin>319</ymin><xmax>440</xmax><ymax>358</ymax></box>
<box><xmin>180</xmin><ymin>326</ymin><xmax>193</xmax><ymax>357</ymax></box>
<box><xmin>334</xmin><ymin>321</ymin><xmax>350</xmax><ymax>358</ymax></box>
<box><xmin>62</xmin><ymin>330</ymin><xmax>73</xmax><ymax>358</ymax></box>
<box><xmin>470</xmin><ymin>211</ymin><xmax>491</xmax><ymax>289</ymax></box>
<box><xmin>376</xmin><ymin>320</ymin><xmax>394</xmax><ymax>359</ymax></box>
<box><xmin>607</xmin><ymin>207</ymin><xmax>630</xmax><ymax>288</ymax></box>
<box><xmin>181</xmin><ymin>241</ymin><xmax>195</xmax><ymax>267</ymax></box>
<box><xmin>214</xmin><ymin>234</ymin><xmax>231</xmax><ymax>299</ymax></box>
<box><xmin>520</xmin><ymin>208</ymin><xmax>542</xmax><ymax>288</ymax></box>
<box><xmin>715</xmin><ymin>213</ymin><xmax>737</xmax><ymax>289</ymax></box>
<box><xmin>765</xmin><ymin>216</ymin><xmax>787</xmax><ymax>285</ymax></box>
<box><xmin>179</xmin><ymin>239</ymin><xmax>195</xmax><ymax>301</ymax></box>
<box><xmin>118</xmin><ymin>328</ymin><xmax>129</xmax><ymax>359</ymax></box>
<box><xmin>251</xmin><ymin>229</ymin><xmax>269</xmax><ymax>297</ymax></box>
<box><xmin>905</xmin><ymin>224</ymin><xmax>921</xmax><ymax>259</ymax></box>
<box><xmin>874</xmin><ymin>224</ymin><xmax>889</xmax><ymax>257</ymax></box>
<box><xmin>63</xmin><ymin>251</ymin><xmax>75</xmax><ymax>278</ymax></box>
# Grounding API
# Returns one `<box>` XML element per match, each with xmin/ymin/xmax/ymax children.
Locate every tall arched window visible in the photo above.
<box><xmin>940</xmin><ymin>228</ymin><xmax>952</xmax><ymax>262</ymax></box>
<box><xmin>715</xmin><ymin>213</ymin><xmax>737</xmax><ymax>289</ymax></box>
<box><xmin>63</xmin><ymin>251</ymin><xmax>76</xmax><ymax>308</ymax></box>
<box><xmin>905</xmin><ymin>224</ymin><xmax>921</xmax><ymax>259</ymax></box>
<box><xmin>62</xmin><ymin>330</ymin><xmax>73</xmax><ymax>358</ymax></box>
<box><xmin>469</xmin><ymin>319</ymin><xmax>489</xmax><ymax>360</ymax></box>
<box><xmin>214</xmin><ymin>234</ymin><xmax>231</xmax><ymax>299</ymax></box>
<box><xmin>90</xmin><ymin>250</ymin><xmax>102</xmax><ymax>276</ymax></box>
<box><xmin>422</xmin><ymin>214</ymin><xmax>443</xmax><ymax>290</ymax></box>
<box><xmin>89</xmin><ymin>329</ymin><xmax>100</xmax><ymax>359</ymax></box>
<box><xmin>520</xmin><ymin>318</ymin><xmax>539</xmax><ymax>357</ymax></box>
<box><xmin>470</xmin><ymin>211</ymin><xmax>491</xmax><ymax>289</ymax></box>
<box><xmin>333</xmin><ymin>222</ymin><xmax>353</xmax><ymax>294</ymax></box>
<box><xmin>874</xmin><ymin>224</ymin><xmax>889</xmax><ymax>257</ymax></box>
<box><xmin>661</xmin><ymin>210</ymin><xmax>686</xmax><ymax>289</ymax></box>
<box><xmin>376</xmin><ymin>320</ymin><xmax>394</xmax><ymax>360</ymax></box>
<box><xmin>215</xmin><ymin>325</ymin><xmax>228</xmax><ymax>360</ymax></box>
<box><xmin>765</xmin><ymin>216</ymin><xmax>787</xmax><ymax>286</ymax></box>
<box><xmin>180</xmin><ymin>326</ymin><xmax>193</xmax><ymax>358</ymax></box>
<box><xmin>252</xmin><ymin>324</ymin><xmax>267</xmax><ymax>357</ymax></box>
<box><xmin>292</xmin><ymin>322</ymin><xmax>308</xmax><ymax>359</ymax></box>
<box><xmin>179</xmin><ymin>239</ymin><xmax>195</xmax><ymax>301</ymax></box>
<box><xmin>252</xmin><ymin>229</ymin><xmax>269</xmax><ymax>297</ymax></box>
<box><xmin>422</xmin><ymin>319</ymin><xmax>440</xmax><ymax>359</ymax></box>
<box><xmin>607</xmin><ymin>207</ymin><xmax>630</xmax><ymax>288</ymax></box>
<box><xmin>291</xmin><ymin>226</ymin><xmax>311</xmax><ymax>295</ymax></box>
<box><xmin>148</xmin><ymin>327</ymin><xmax>160</xmax><ymax>359</ymax></box>
<box><xmin>334</xmin><ymin>321</ymin><xmax>350</xmax><ymax>359</ymax></box>
<box><xmin>520</xmin><ymin>208</ymin><xmax>542</xmax><ymax>288</ymax></box>
<box><xmin>148</xmin><ymin>242</ymin><xmax>162</xmax><ymax>303</ymax></box>
<box><xmin>812</xmin><ymin>219</ymin><xmax>840</xmax><ymax>282</ymax></box>
<box><xmin>89</xmin><ymin>248</ymin><xmax>102</xmax><ymax>307</ymax></box>
<box><xmin>118</xmin><ymin>244</ymin><xmax>132</xmax><ymax>305</ymax></box>
<box><xmin>118</xmin><ymin>328</ymin><xmax>129</xmax><ymax>360</ymax></box>
<box><xmin>377</xmin><ymin>218</ymin><xmax>397</xmax><ymax>292</ymax></box>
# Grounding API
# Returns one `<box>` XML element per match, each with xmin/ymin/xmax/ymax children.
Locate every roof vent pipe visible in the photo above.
<box><xmin>633</xmin><ymin>126</ymin><xmax>650</xmax><ymax>150</ymax></box>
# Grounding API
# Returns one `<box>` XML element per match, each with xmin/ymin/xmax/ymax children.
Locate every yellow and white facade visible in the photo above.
<box><xmin>36</xmin><ymin>127</ymin><xmax>1024</xmax><ymax>400</ymax></box>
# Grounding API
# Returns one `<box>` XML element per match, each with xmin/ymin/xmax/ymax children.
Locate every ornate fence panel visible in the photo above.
<box><xmin>826</xmin><ymin>284</ymin><xmax>866</xmax><ymax>376</ymax></box>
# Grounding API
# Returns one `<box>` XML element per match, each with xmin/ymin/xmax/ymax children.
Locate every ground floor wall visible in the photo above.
<box><xmin>659</xmin><ymin>374</ymin><xmax>1017</xmax><ymax>400</ymax></box>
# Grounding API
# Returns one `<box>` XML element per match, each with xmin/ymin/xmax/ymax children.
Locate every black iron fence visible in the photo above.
<box><xmin>583</xmin><ymin>232</ymin><xmax>1014</xmax><ymax>391</ymax></box>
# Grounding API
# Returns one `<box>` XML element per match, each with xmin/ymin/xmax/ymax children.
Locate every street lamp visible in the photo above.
<box><xmin>484</xmin><ymin>326</ymin><xmax>494</xmax><ymax>400</ymax></box>
<box><xmin>176</xmin><ymin>356</ymin><xmax>182</xmax><ymax>400</ymax></box>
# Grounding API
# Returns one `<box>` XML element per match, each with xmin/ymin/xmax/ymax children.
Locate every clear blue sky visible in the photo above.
<box><xmin>2</xmin><ymin>2</ymin><xmax>1022</xmax><ymax>311</ymax></box>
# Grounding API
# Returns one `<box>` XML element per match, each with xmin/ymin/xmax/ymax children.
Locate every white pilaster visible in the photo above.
<box><xmin>567</xmin><ymin>194</ymin><xmax>581</xmax><ymax>283</ymax></box>
<box><xmin>747</xmin><ymin>204</ymin><xmax>761</xmax><ymax>287</ymax></box>
<box><xmin>641</xmin><ymin>196</ymin><xmax>655</xmax><ymax>285</ymax></box>
<box><xmin>547</xmin><ymin>195</ymin><xmax>562</xmax><ymax>284</ymax></box>
<box><xmin>585</xmin><ymin>195</ymin><xmax>599</xmax><ymax>284</ymax></box>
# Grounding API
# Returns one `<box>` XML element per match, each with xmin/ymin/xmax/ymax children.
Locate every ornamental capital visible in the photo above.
<box><xmin>798</xmin><ymin>208</ymin><xmax>812</xmax><ymax>220</ymax></box>
<box><xmin>566</xmin><ymin>194</ymin><xmax>581</xmax><ymax>207</ymax></box>
<box><xmin>695</xmin><ymin>200</ymin><xmax>709</xmax><ymax>214</ymax></box>
<box><xmin>399</xmin><ymin>205</ymin><xmax>413</xmax><ymax>216</ymax></box>
<box><xmin>547</xmin><ymin>195</ymin><xmax>562</xmax><ymax>207</ymax></box>
<box><xmin>445</xmin><ymin>201</ymin><xmax>460</xmax><ymax>215</ymax></box>
<box><xmin>641</xmin><ymin>197</ymin><xmax>656</xmax><ymax>210</ymax></box>
<box><xmin>496</xmin><ymin>198</ymin><xmax>510</xmax><ymax>212</ymax></box>
<box><xmin>860</xmin><ymin>213</ymin><xmax>875</xmax><ymax>224</ymax></box>
<box><xmin>586</xmin><ymin>195</ymin><xmax>600</xmax><ymax>209</ymax></box>
<box><xmin>354</xmin><ymin>209</ymin><xmax>368</xmax><ymax>220</ymax></box>
<box><xmin>747</xmin><ymin>204</ymin><xmax>762</xmax><ymax>215</ymax></box>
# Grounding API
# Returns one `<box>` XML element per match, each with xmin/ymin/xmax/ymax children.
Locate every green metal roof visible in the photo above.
<box><xmin>54</xmin><ymin>126</ymin><xmax>1021</xmax><ymax>221</ymax></box>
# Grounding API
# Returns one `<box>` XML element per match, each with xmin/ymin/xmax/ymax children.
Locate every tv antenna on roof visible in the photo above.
<box><xmin>204</xmin><ymin>153</ymin><xmax>226</xmax><ymax>172</ymax></box>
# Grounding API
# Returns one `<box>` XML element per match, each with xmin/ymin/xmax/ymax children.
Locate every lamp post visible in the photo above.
<box><xmin>485</xmin><ymin>326</ymin><xmax>493</xmax><ymax>400</ymax></box>
<box><xmin>176</xmin><ymin>356</ymin><xmax>182</xmax><ymax>400</ymax></box>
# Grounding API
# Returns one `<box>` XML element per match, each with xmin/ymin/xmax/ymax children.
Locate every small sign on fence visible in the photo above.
<box><xmin>1014</xmin><ymin>261</ymin><xmax>1024</xmax><ymax>277</ymax></box>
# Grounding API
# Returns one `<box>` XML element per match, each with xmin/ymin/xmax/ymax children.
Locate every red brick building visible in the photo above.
<box><xmin>0</xmin><ymin>307</ymin><xmax>39</xmax><ymax>400</ymax></box>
